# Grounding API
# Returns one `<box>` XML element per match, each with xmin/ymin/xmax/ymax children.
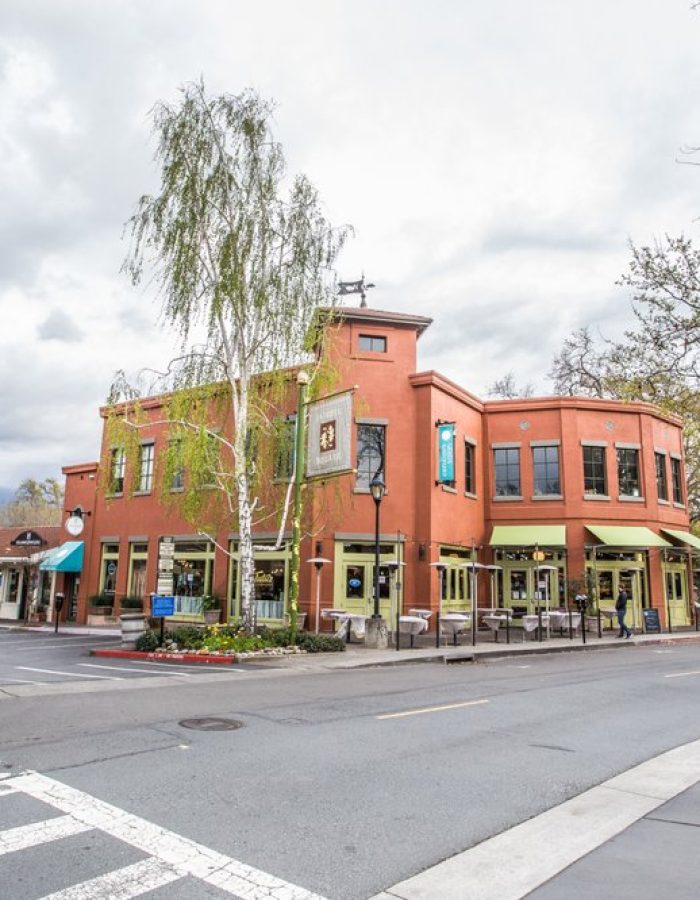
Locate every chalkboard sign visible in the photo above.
<box><xmin>643</xmin><ymin>608</ymin><xmax>661</xmax><ymax>634</ymax></box>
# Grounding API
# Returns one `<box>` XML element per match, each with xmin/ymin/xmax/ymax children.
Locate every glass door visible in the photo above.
<box><xmin>665</xmin><ymin>567</ymin><xmax>689</xmax><ymax>627</ymax></box>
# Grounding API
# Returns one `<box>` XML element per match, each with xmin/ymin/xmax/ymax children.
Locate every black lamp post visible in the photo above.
<box><xmin>370</xmin><ymin>474</ymin><xmax>385</xmax><ymax>618</ymax></box>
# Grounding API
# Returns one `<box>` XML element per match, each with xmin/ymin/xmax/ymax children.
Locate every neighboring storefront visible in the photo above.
<box><xmin>0</xmin><ymin>527</ymin><xmax>63</xmax><ymax>622</ymax></box>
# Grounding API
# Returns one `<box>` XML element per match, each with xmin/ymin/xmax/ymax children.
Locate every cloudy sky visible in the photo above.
<box><xmin>1</xmin><ymin>0</ymin><xmax>699</xmax><ymax>492</ymax></box>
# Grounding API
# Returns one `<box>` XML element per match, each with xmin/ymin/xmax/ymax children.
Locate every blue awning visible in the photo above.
<box><xmin>39</xmin><ymin>541</ymin><xmax>84</xmax><ymax>573</ymax></box>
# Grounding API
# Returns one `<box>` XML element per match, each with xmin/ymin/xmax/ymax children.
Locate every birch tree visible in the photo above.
<box><xmin>116</xmin><ymin>82</ymin><xmax>348</xmax><ymax>628</ymax></box>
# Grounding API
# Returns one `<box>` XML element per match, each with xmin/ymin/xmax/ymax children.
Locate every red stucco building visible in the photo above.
<box><xmin>54</xmin><ymin>306</ymin><xmax>696</xmax><ymax>632</ymax></box>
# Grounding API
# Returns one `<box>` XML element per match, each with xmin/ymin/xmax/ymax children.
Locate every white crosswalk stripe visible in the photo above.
<box><xmin>0</xmin><ymin>815</ymin><xmax>92</xmax><ymax>855</ymax></box>
<box><xmin>39</xmin><ymin>856</ymin><xmax>182</xmax><ymax>899</ymax></box>
<box><xmin>1</xmin><ymin>770</ymin><xmax>327</xmax><ymax>900</ymax></box>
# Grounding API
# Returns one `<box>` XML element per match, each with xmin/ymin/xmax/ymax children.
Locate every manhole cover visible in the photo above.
<box><xmin>178</xmin><ymin>717</ymin><xmax>243</xmax><ymax>731</ymax></box>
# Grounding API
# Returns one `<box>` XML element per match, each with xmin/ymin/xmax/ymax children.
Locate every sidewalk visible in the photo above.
<box><xmin>373</xmin><ymin>737</ymin><xmax>700</xmax><ymax>900</ymax></box>
<box><xmin>4</xmin><ymin>619</ymin><xmax>700</xmax><ymax>668</ymax></box>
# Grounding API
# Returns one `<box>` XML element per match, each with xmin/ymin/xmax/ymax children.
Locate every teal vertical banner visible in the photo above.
<box><xmin>437</xmin><ymin>423</ymin><xmax>455</xmax><ymax>483</ymax></box>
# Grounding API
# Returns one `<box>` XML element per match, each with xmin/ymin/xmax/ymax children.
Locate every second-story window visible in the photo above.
<box><xmin>139</xmin><ymin>442</ymin><xmax>155</xmax><ymax>492</ymax></box>
<box><xmin>494</xmin><ymin>448</ymin><xmax>520</xmax><ymax>496</ymax></box>
<box><xmin>583</xmin><ymin>445</ymin><xmax>607</xmax><ymax>495</ymax></box>
<box><xmin>273</xmin><ymin>416</ymin><xmax>296</xmax><ymax>481</ymax></box>
<box><xmin>655</xmin><ymin>452</ymin><xmax>668</xmax><ymax>502</ymax></box>
<box><xmin>465</xmin><ymin>441</ymin><xmax>476</xmax><ymax>495</ymax></box>
<box><xmin>532</xmin><ymin>445</ymin><xmax>560</xmax><ymax>495</ymax></box>
<box><xmin>358</xmin><ymin>334</ymin><xmax>387</xmax><ymax>353</ymax></box>
<box><xmin>671</xmin><ymin>456</ymin><xmax>683</xmax><ymax>504</ymax></box>
<box><xmin>111</xmin><ymin>448</ymin><xmax>125</xmax><ymax>494</ymax></box>
<box><xmin>356</xmin><ymin>423</ymin><xmax>385</xmax><ymax>491</ymax></box>
<box><xmin>617</xmin><ymin>448</ymin><xmax>641</xmax><ymax>497</ymax></box>
<box><xmin>169</xmin><ymin>440</ymin><xmax>184</xmax><ymax>491</ymax></box>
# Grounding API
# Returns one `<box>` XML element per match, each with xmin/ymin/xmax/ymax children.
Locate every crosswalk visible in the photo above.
<box><xmin>0</xmin><ymin>771</ymin><xmax>326</xmax><ymax>899</ymax></box>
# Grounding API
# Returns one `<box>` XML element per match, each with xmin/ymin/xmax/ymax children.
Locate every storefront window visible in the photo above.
<box><xmin>128</xmin><ymin>543</ymin><xmax>149</xmax><ymax>599</ymax></box>
<box><xmin>173</xmin><ymin>541</ymin><xmax>214</xmax><ymax>615</ymax></box>
<box><xmin>100</xmin><ymin>544</ymin><xmax>120</xmax><ymax>600</ymax></box>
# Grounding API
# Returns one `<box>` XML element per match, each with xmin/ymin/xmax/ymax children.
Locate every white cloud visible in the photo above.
<box><xmin>0</xmin><ymin>0</ymin><xmax>699</xmax><ymax>488</ymax></box>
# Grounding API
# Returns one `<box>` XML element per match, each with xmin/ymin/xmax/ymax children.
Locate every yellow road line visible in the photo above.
<box><xmin>377</xmin><ymin>698</ymin><xmax>489</xmax><ymax>720</ymax></box>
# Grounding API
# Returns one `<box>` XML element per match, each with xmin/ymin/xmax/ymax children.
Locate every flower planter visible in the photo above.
<box><xmin>203</xmin><ymin>609</ymin><xmax>221</xmax><ymax>625</ymax></box>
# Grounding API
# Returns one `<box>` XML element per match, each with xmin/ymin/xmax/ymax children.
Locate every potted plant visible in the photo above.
<box><xmin>119</xmin><ymin>595</ymin><xmax>147</xmax><ymax>646</ymax></box>
<box><xmin>87</xmin><ymin>593</ymin><xmax>114</xmax><ymax>626</ymax></box>
<box><xmin>201</xmin><ymin>595</ymin><xmax>222</xmax><ymax>625</ymax></box>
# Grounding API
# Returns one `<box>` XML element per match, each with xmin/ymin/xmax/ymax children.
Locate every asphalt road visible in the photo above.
<box><xmin>0</xmin><ymin>630</ymin><xmax>248</xmax><ymax>685</ymax></box>
<box><xmin>1</xmin><ymin>643</ymin><xmax>700</xmax><ymax>898</ymax></box>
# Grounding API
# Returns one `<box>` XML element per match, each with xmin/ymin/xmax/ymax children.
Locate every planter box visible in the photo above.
<box><xmin>87</xmin><ymin>608</ymin><xmax>115</xmax><ymax>627</ymax></box>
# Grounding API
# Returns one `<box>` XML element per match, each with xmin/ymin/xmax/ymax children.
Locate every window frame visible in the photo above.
<box><xmin>138</xmin><ymin>441</ymin><xmax>155</xmax><ymax>493</ymax></box>
<box><xmin>532</xmin><ymin>444</ymin><xmax>561</xmax><ymax>496</ymax></box>
<box><xmin>671</xmin><ymin>456</ymin><xmax>684</xmax><ymax>505</ymax></box>
<box><xmin>110</xmin><ymin>447</ymin><xmax>125</xmax><ymax>495</ymax></box>
<box><xmin>355</xmin><ymin>422</ymin><xmax>386</xmax><ymax>492</ymax></box>
<box><xmin>616</xmin><ymin>447</ymin><xmax>641</xmax><ymax>498</ymax></box>
<box><xmin>358</xmin><ymin>334</ymin><xmax>387</xmax><ymax>353</ymax></box>
<box><xmin>655</xmin><ymin>451</ymin><xmax>668</xmax><ymax>502</ymax></box>
<box><xmin>493</xmin><ymin>447</ymin><xmax>521</xmax><ymax>497</ymax></box>
<box><xmin>464</xmin><ymin>439</ymin><xmax>476</xmax><ymax>496</ymax></box>
<box><xmin>583</xmin><ymin>445</ymin><xmax>607</xmax><ymax>496</ymax></box>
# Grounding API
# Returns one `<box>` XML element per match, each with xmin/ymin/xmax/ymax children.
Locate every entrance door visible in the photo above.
<box><xmin>618</xmin><ymin>570</ymin><xmax>643</xmax><ymax>630</ymax></box>
<box><xmin>508</xmin><ymin>569</ymin><xmax>529</xmax><ymax>613</ymax></box>
<box><xmin>665</xmin><ymin>568</ymin><xmax>689</xmax><ymax>627</ymax></box>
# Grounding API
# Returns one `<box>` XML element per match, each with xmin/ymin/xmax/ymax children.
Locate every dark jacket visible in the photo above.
<box><xmin>615</xmin><ymin>590</ymin><xmax>628</xmax><ymax>612</ymax></box>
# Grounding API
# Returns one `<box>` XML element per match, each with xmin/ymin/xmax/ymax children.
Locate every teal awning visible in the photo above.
<box><xmin>39</xmin><ymin>541</ymin><xmax>84</xmax><ymax>572</ymax></box>
<box><xmin>490</xmin><ymin>525</ymin><xmax>566</xmax><ymax>547</ymax></box>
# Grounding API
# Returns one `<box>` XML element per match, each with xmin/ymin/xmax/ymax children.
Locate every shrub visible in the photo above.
<box><xmin>120</xmin><ymin>595</ymin><xmax>143</xmax><ymax>610</ymax></box>
<box><xmin>297</xmin><ymin>633</ymin><xmax>345</xmax><ymax>653</ymax></box>
<box><xmin>168</xmin><ymin>625</ymin><xmax>204</xmax><ymax>648</ymax></box>
<box><xmin>135</xmin><ymin>630</ymin><xmax>160</xmax><ymax>652</ymax></box>
<box><xmin>88</xmin><ymin>593</ymin><xmax>113</xmax><ymax>609</ymax></box>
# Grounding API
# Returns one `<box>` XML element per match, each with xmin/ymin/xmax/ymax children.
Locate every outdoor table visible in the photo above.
<box><xmin>522</xmin><ymin>613</ymin><xmax>550</xmax><ymax>640</ymax></box>
<box><xmin>328</xmin><ymin>611</ymin><xmax>366</xmax><ymax>642</ymax></box>
<box><xmin>600</xmin><ymin>607</ymin><xmax>617</xmax><ymax>630</ymax></box>
<box><xmin>547</xmin><ymin>610</ymin><xmax>567</xmax><ymax>634</ymax></box>
<box><xmin>408</xmin><ymin>608</ymin><xmax>433</xmax><ymax>621</ymax></box>
<box><xmin>482</xmin><ymin>613</ymin><xmax>512</xmax><ymax>642</ymax></box>
<box><xmin>398</xmin><ymin>615</ymin><xmax>429</xmax><ymax>648</ymax></box>
<box><xmin>440</xmin><ymin>613</ymin><xmax>471</xmax><ymax>646</ymax></box>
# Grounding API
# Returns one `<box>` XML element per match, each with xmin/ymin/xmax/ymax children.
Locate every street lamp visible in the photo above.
<box><xmin>430</xmin><ymin>561</ymin><xmax>447</xmax><ymax>647</ymax></box>
<box><xmin>307</xmin><ymin>556</ymin><xmax>332</xmax><ymax>633</ymax></box>
<box><xmin>370</xmin><ymin>474</ymin><xmax>385</xmax><ymax>618</ymax></box>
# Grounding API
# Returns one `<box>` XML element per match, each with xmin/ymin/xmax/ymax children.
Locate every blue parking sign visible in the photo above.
<box><xmin>152</xmin><ymin>595</ymin><xmax>175</xmax><ymax>617</ymax></box>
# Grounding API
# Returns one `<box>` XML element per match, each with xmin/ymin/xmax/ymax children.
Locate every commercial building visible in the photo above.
<box><xmin>53</xmin><ymin>306</ymin><xmax>696</xmax><ymax>632</ymax></box>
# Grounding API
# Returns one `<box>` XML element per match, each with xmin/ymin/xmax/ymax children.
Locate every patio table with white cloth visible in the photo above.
<box><xmin>522</xmin><ymin>613</ymin><xmax>550</xmax><ymax>640</ymax></box>
<box><xmin>398</xmin><ymin>615</ymin><xmax>429</xmax><ymax>647</ymax></box>
<box><xmin>482</xmin><ymin>612</ymin><xmax>512</xmax><ymax>642</ymax></box>
<box><xmin>440</xmin><ymin>612</ymin><xmax>472</xmax><ymax>645</ymax></box>
<box><xmin>408</xmin><ymin>608</ymin><xmax>433</xmax><ymax>621</ymax></box>
<box><xmin>327</xmin><ymin>611</ymin><xmax>367</xmax><ymax>642</ymax></box>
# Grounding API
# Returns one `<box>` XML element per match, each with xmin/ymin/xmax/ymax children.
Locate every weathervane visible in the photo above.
<box><xmin>338</xmin><ymin>274</ymin><xmax>375</xmax><ymax>308</ymax></box>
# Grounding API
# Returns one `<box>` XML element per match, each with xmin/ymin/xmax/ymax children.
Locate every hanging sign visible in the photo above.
<box><xmin>437</xmin><ymin>423</ymin><xmax>455</xmax><ymax>484</ymax></box>
<box><xmin>306</xmin><ymin>391</ymin><xmax>353</xmax><ymax>479</ymax></box>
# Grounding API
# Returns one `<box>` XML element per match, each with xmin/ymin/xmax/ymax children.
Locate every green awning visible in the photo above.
<box><xmin>490</xmin><ymin>525</ymin><xmax>566</xmax><ymax>547</ymax></box>
<box><xmin>586</xmin><ymin>526</ymin><xmax>670</xmax><ymax>548</ymax></box>
<box><xmin>661</xmin><ymin>529</ymin><xmax>700</xmax><ymax>551</ymax></box>
<box><xmin>39</xmin><ymin>541</ymin><xmax>84</xmax><ymax>572</ymax></box>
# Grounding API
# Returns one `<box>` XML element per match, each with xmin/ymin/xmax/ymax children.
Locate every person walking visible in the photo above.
<box><xmin>616</xmin><ymin>587</ymin><xmax>633</xmax><ymax>638</ymax></box>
